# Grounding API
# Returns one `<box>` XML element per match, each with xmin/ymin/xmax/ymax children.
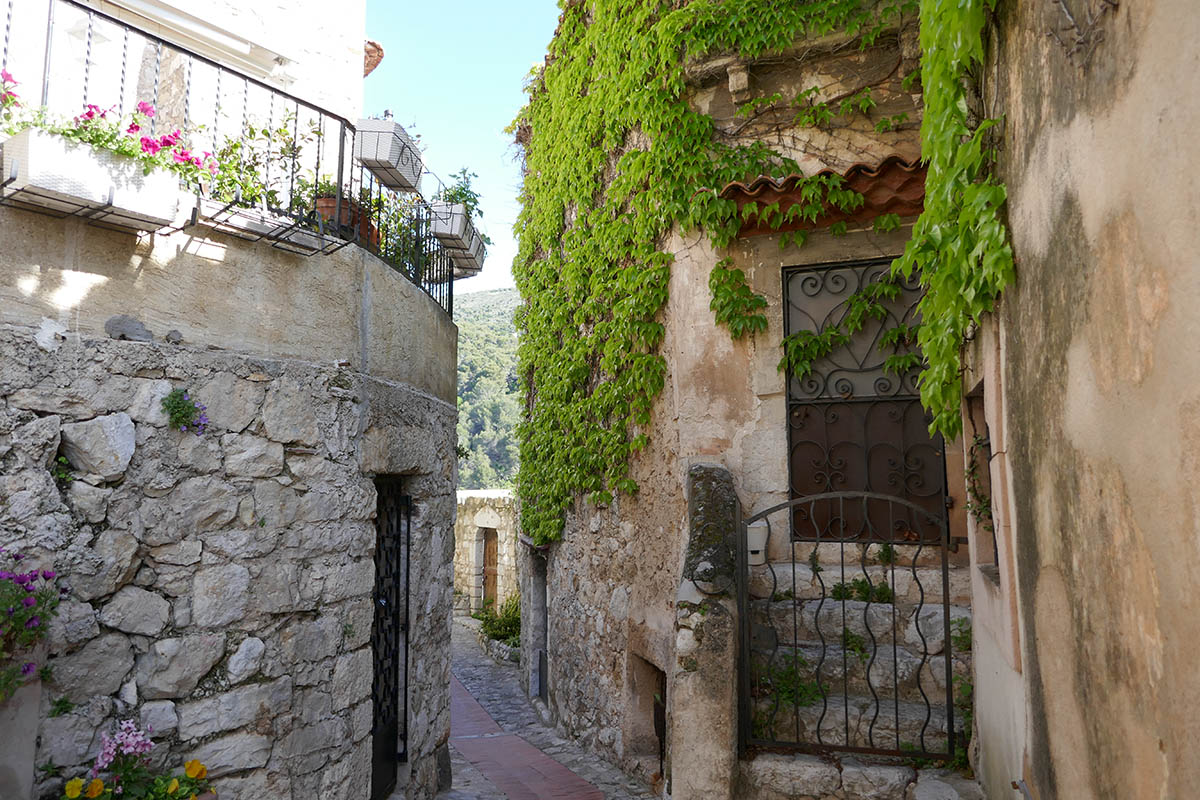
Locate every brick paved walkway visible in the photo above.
<box><xmin>438</xmin><ymin>620</ymin><xmax>656</xmax><ymax>800</ymax></box>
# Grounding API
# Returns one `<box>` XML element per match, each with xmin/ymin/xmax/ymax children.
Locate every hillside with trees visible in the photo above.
<box><xmin>455</xmin><ymin>288</ymin><xmax>521</xmax><ymax>488</ymax></box>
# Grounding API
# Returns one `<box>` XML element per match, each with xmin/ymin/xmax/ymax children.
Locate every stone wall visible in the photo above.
<box><xmin>452</xmin><ymin>491</ymin><xmax>518</xmax><ymax>615</ymax></box>
<box><xmin>968</xmin><ymin>1</ymin><xmax>1200</xmax><ymax>798</ymax></box>
<box><xmin>0</xmin><ymin>325</ymin><xmax>454</xmax><ymax>800</ymax></box>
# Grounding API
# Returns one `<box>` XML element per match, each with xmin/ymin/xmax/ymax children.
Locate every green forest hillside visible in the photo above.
<box><xmin>455</xmin><ymin>288</ymin><xmax>521</xmax><ymax>488</ymax></box>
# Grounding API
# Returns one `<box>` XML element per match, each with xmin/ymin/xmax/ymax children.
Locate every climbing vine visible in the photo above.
<box><xmin>514</xmin><ymin>0</ymin><xmax>1010</xmax><ymax>544</ymax></box>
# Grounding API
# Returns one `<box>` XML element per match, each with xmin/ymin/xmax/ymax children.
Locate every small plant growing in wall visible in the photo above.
<box><xmin>50</xmin><ymin>455</ymin><xmax>73</xmax><ymax>488</ymax></box>
<box><xmin>0</xmin><ymin>548</ymin><xmax>62</xmax><ymax>703</ymax></box>
<box><xmin>161</xmin><ymin>389</ymin><xmax>208</xmax><ymax>435</ymax></box>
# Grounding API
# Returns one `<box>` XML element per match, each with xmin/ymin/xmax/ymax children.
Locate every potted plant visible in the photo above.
<box><xmin>430</xmin><ymin>168</ymin><xmax>489</xmax><ymax>253</ymax></box>
<box><xmin>0</xmin><ymin>77</ymin><xmax>215</xmax><ymax>232</ymax></box>
<box><xmin>305</xmin><ymin>175</ymin><xmax>381</xmax><ymax>246</ymax></box>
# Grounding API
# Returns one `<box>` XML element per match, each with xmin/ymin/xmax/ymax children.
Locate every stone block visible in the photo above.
<box><xmin>136</xmin><ymin>633</ymin><xmax>225</xmax><ymax>699</ymax></box>
<box><xmin>104</xmin><ymin>314</ymin><xmax>153</xmax><ymax>342</ymax></box>
<box><xmin>10</xmin><ymin>415</ymin><xmax>60</xmax><ymax>470</ymax></box>
<box><xmin>72</xmin><ymin>529</ymin><xmax>140</xmax><ymax>601</ymax></box>
<box><xmin>227</xmin><ymin>637</ymin><xmax>266</xmax><ymax>684</ymax></box>
<box><xmin>186</xmin><ymin>732</ymin><xmax>273</xmax><ymax>778</ymax></box>
<box><xmin>98</xmin><ymin>586</ymin><xmax>171</xmax><ymax>636</ymax></box>
<box><xmin>841</xmin><ymin>758</ymin><xmax>915</xmax><ymax>800</ymax></box>
<box><xmin>741</xmin><ymin>753</ymin><xmax>842</xmax><ymax>796</ymax></box>
<box><xmin>192</xmin><ymin>563</ymin><xmax>251</xmax><ymax>627</ymax></box>
<box><xmin>149</xmin><ymin>540</ymin><xmax>203</xmax><ymax>566</ymax></box>
<box><xmin>262</xmin><ymin>378</ymin><xmax>320</xmax><ymax>445</ymax></box>
<box><xmin>51</xmin><ymin>632</ymin><xmax>135</xmax><ymax>702</ymax></box>
<box><xmin>140</xmin><ymin>700</ymin><xmax>178</xmax><ymax>738</ymax></box>
<box><xmin>37</xmin><ymin>711</ymin><xmax>102</xmax><ymax>767</ymax></box>
<box><xmin>908</xmin><ymin>771</ymin><xmax>986</xmax><ymax>800</ymax></box>
<box><xmin>194</xmin><ymin>372</ymin><xmax>265</xmax><ymax>433</ymax></box>
<box><xmin>330</xmin><ymin>649</ymin><xmax>372</xmax><ymax>710</ymax></box>
<box><xmin>905</xmin><ymin>606</ymin><xmax>971</xmax><ymax>657</ymax></box>
<box><xmin>60</xmin><ymin>413</ymin><xmax>136</xmax><ymax>482</ymax></box>
<box><xmin>177</xmin><ymin>676</ymin><xmax>292</xmax><ymax>739</ymax></box>
<box><xmin>47</xmin><ymin>601</ymin><xmax>100</xmax><ymax>655</ymax></box>
<box><xmin>125</xmin><ymin>379</ymin><xmax>171</xmax><ymax>426</ymax></box>
<box><xmin>66</xmin><ymin>481</ymin><xmax>112</xmax><ymax>524</ymax></box>
<box><xmin>222</xmin><ymin>433</ymin><xmax>284</xmax><ymax>477</ymax></box>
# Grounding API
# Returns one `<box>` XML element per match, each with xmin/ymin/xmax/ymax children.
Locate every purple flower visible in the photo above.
<box><xmin>21</xmin><ymin>596</ymin><xmax>36</xmax><ymax>608</ymax></box>
<box><xmin>41</xmin><ymin>570</ymin><xmax>55</xmax><ymax>580</ymax></box>
<box><xmin>25</xmin><ymin>616</ymin><xmax>40</xmax><ymax>628</ymax></box>
<box><xmin>21</xmin><ymin>662</ymin><xmax>35</xmax><ymax>676</ymax></box>
<box><xmin>12</xmin><ymin>553</ymin><xmax>23</xmax><ymax>561</ymax></box>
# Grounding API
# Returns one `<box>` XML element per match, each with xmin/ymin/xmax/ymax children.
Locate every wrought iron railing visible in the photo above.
<box><xmin>0</xmin><ymin>0</ymin><xmax>460</xmax><ymax>314</ymax></box>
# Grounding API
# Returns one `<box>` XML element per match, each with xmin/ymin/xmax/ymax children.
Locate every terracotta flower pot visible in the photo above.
<box><xmin>314</xmin><ymin>196</ymin><xmax>380</xmax><ymax>246</ymax></box>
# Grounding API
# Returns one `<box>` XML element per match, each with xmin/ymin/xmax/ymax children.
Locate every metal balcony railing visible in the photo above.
<box><xmin>0</xmin><ymin>0</ymin><xmax>463</xmax><ymax>314</ymax></box>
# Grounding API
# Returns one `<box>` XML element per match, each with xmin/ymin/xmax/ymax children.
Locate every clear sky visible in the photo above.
<box><xmin>363</xmin><ymin>0</ymin><xmax>560</xmax><ymax>295</ymax></box>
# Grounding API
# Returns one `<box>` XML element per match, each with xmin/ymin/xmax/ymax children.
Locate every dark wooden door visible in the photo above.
<box><xmin>483</xmin><ymin>528</ymin><xmax>498</xmax><ymax>605</ymax></box>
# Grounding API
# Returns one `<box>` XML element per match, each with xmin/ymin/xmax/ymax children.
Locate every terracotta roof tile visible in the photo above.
<box><xmin>718</xmin><ymin>156</ymin><xmax>926</xmax><ymax>237</ymax></box>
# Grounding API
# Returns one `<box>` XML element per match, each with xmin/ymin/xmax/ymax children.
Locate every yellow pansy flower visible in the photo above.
<box><xmin>85</xmin><ymin>778</ymin><xmax>104</xmax><ymax>798</ymax></box>
<box><xmin>64</xmin><ymin>778</ymin><xmax>84</xmax><ymax>799</ymax></box>
<box><xmin>184</xmin><ymin>760</ymin><xmax>206</xmax><ymax>779</ymax></box>
<box><xmin>167</xmin><ymin>778</ymin><xmax>179</xmax><ymax>794</ymax></box>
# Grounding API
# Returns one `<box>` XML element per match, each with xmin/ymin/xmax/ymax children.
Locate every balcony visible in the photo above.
<box><xmin>0</xmin><ymin>0</ymin><xmax>483</xmax><ymax>315</ymax></box>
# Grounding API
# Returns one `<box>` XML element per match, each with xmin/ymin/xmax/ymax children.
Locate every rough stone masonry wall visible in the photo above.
<box><xmin>0</xmin><ymin>324</ymin><xmax>455</xmax><ymax>800</ymax></box>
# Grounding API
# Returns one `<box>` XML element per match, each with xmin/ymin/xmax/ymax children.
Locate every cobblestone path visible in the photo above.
<box><xmin>439</xmin><ymin>621</ymin><xmax>657</xmax><ymax>800</ymax></box>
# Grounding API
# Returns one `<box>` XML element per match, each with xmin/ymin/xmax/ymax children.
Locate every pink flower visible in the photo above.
<box><xmin>172</xmin><ymin>148</ymin><xmax>192</xmax><ymax>164</ymax></box>
<box><xmin>140</xmin><ymin>136</ymin><xmax>161</xmax><ymax>155</ymax></box>
<box><xmin>136</xmin><ymin>100</ymin><xmax>155</xmax><ymax>117</ymax></box>
<box><xmin>159</xmin><ymin>129</ymin><xmax>181</xmax><ymax>147</ymax></box>
<box><xmin>207</xmin><ymin>160</ymin><xmax>218</xmax><ymax>177</ymax></box>
<box><xmin>126</xmin><ymin>122</ymin><xmax>140</xmax><ymax>134</ymax></box>
<box><xmin>0</xmin><ymin>69</ymin><xmax>15</xmax><ymax>84</ymax></box>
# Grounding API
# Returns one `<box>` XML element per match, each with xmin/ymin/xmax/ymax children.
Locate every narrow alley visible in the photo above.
<box><xmin>440</xmin><ymin>623</ymin><xmax>656</xmax><ymax>800</ymax></box>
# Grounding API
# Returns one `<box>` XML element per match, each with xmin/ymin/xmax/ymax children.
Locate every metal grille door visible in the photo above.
<box><xmin>734</xmin><ymin>259</ymin><xmax>957</xmax><ymax>759</ymax></box>
<box><xmin>371</xmin><ymin>482</ymin><xmax>410</xmax><ymax>800</ymax></box>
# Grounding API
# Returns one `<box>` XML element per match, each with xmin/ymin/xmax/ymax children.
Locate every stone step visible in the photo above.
<box><xmin>749</xmin><ymin>643</ymin><xmax>967</xmax><ymax>705</ymax></box>
<box><xmin>739</xmin><ymin>754</ymin><xmax>985</xmax><ymax>800</ymax></box>
<box><xmin>749</xmin><ymin>561</ymin><xmax>971</xmax><ymax>606</ymax></box>
<box><xmin>750</xmin><ymin>693</ymin><xmax>960</xmax><ymax>754</ymax></box>
<box><xmin>752</xmin><ymin>600</ymin><xmax>971</xmax><ymax>657</ymax></box>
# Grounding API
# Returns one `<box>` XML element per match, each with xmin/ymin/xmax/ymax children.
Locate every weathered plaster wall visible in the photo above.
<box><xmin>452</xmin><ymin>491</ymin><xmax>518</xmax><ymax>614</ymax></box>
<box><xmin>0</xmin><ymin>207</ymin><xmax>457</xmax><ymax>403</ymax></box>
<box><xmin>975</xmin><ymin>0</ymin><xmax>1200</xmax><ymax>797</ymax></box>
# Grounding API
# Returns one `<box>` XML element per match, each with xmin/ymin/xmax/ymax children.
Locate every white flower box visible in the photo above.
<box><xmin>194</xmin><ymin>197</ymin><xmax>331</xmax><ymax>254</ymax></box>
<box><xmin>0</xmin><ymin>128</ymin><xmax>180</xmax><ymax>231</ymax></box>
<box><xmin>354</xmin><ymin>118</ymin><xmax>422</xmax><ymax>192</ymax></box>
<box><xmin>429</xmin><ymin>200</ymin><xmax>475</xmax><ymax>249</ymax></box>
<box><xmin>448</xmin><ymin>226</ymin><xmax>486</xmax><ymax>275</ymax></box>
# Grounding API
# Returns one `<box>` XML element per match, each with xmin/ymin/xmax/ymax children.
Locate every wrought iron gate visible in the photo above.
<box><xmin>736</xmin><ymin>493</ymin><xmax>955</xmax><ymax>759</ymax></box>
<box><xmin>371</xmin><ymin>481</ymin><xmax>410</xmax><ymax>800</ymax></box>
<box><xmin>734</xmin><ymin>258</ymin><xmax>956</xmax><ymax>759</ymax></box>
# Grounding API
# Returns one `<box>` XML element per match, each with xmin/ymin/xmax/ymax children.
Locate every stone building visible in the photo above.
<box><xmin>517</xmin><ymin>11</ymin><xmax>979</xmax><ymax>800</ymax></box>
<box><xmin>453</xmin><ymin>490</ymin><xmax>518</xmax><ymax>615</ymax></box>
<box><xmin>0</xmin><ymin>1</ymin><xmax>476</xmax><ymax>798</ymax></box>
<box><xmin>518</xmin><ymin>2</ymin><xmax>1200</xmax><ymax>800</ymax></box>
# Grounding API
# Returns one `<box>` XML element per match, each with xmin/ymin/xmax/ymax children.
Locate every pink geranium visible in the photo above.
<box><xmin>140</xmin><ymin>136</ymin><xmax>162</xmax><ymax>155</ymax></box>
<box><xmin>126</xmin><ymin>122</ymin><xmax>140</xmax><ymax>134</ymax></box>
<box><xmin>136</xmin><ymin>100</ymin><xmax>155</xmax><ymax>118</ymax></box>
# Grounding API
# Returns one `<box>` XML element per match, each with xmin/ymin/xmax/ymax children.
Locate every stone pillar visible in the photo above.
<box><xmin>668</xmin><ymin>464</ymin><xmax>740</xmax><ymax>800</ymax></box>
